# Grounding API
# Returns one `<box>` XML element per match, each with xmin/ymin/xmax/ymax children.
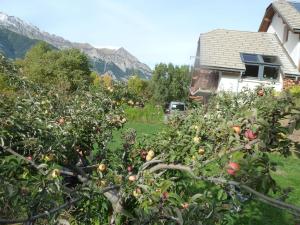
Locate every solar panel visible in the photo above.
<box><xmin>290</xmin><ymin>2</ymin><xmax>300</xmax><ymax>13</ymax></box>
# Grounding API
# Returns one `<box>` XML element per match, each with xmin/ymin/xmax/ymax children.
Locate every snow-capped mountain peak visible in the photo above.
<box><xmin>0</xmin><ymin>11</ymin><xmax>151</xmax><ymax>79</ymax></box>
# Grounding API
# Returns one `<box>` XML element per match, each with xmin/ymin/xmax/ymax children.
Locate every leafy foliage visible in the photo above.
<box><xmin>127</xmin><ymin>75</ymin><xmax>150</xmax><ymax>98</ymax></box>
<box><xmin>17</xmin><ymin>42</ymin><xmax>91</xmax><ymax>92</ymax></box>
<box><xmin>0</xmin><ymin>50</ymin><xmax>300</xmax><ymax>224</ymax></box>
<box><xmin>150</xmin><ymin>63</ymin><xmax>191</xmax><ymax>105</ymax></box>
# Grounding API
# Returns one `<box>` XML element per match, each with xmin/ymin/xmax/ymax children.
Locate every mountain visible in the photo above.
<box><xmin>0</xmin><ymin>27</ymin><xmax>40</xmax><ymax>59</ymax></box>
<box><xmin>0</xmin><ymin>12</ymin><xmax>152</xmax><ymax>80</ymax></box>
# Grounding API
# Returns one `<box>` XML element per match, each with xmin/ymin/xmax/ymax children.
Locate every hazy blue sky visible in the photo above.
<box><xmin>1</xmin><ymin>0</ymin><xmax>272</xmax><ymax>68</ymax></box>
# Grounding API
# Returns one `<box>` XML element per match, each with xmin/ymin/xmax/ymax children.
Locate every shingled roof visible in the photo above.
<box><xmin>196</xmin><ymin>29</ymin><xmax>299</xmax><ymax>76</ymax></box>
<box><xmin>259</xmin><ymin>1</ymin><xmax>300</xmax><ymax>33</ymax></box>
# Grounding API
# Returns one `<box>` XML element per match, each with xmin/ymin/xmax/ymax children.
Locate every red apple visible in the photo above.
<box><xmin>257</xmin><ymin>89</ymin><xmax>264</xmax><ymax>96</ymax></box>
<box><xmin>162</xmin><ymin>191</ymin><xmax>169</xmax><ymax>200</ymax></box>
<box><xmin>227</xmin><ymin>162</ymin><xmax>240</xmax><ymax>176</ymax></box>
<box><xmin>26</xmin><ymin>156</ymin><xmax>32</xmax><ymax>161</ymax></box>
<box><xmin>181</xmin><ymin>202</ymin><xmax>189</xmax><ymax>209</ymax></box>
<box><xmin>245</xmin><ymin>129</ymin><xmax>257</xmax><ymax>140</ymax></box>
<box><xmin>229</xmin><ymin>162</ymin><xmax>240</xmax><ymax>170</ymax></box>
<box><xmin>57</xmin><ymin>117</ymin><xmax>65</xmax><ymax>125</ymax></box>
<box><xmin>127</xmin><ymin>165</ymin><xmax>133</xmax><ymax>172</ymax></box>
<box><xmin>140</xmin><ymin>150</ymin><xmax>147</xmax><ymax>159</ymax></box>
<box><xmin>227</xmin><ymin>169</ymin><xmax>236</xmax><ymax>175</ymax></box>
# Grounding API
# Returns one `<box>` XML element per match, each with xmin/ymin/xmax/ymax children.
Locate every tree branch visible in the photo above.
<box><xmin>1</xmin><ymin>146</ymin><xmax>46</xmax><ymax>175</ymax></box>
<box><xmin>201</xmin><ymin>139</ymin><xmax>261</xmax><ymax>167</ymax></box>
<box><xmin>0</xmin><ymin>185</ymin><xmax>120</xmax><ymax>224</ymax></box>
<box><xmin>147</xmin><ymin>163</ymin><xmax>300</xmax><ymax>215</ymax></box>
<box><xmin>1</xmin><ymin>146</ymin><xmax>85</xmax><ymax>178</ymax></box>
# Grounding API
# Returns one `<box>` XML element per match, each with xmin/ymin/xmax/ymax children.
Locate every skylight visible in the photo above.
<box><xmin>290</xmin><ymin>2</ymin><xmax>300</xmax><ymax>13</ymax></box>
<box><xmin>240</xmin><ymin>53</ymin><xmax>281</xmax><ymax>81</ymax></box>
<box><xmin>242</xmin><ymin>54</ymin><xmax>260</xmax><ymax>63</ymax></box>
<box><xmin>241</xmin><ymin>53</ymin><xmax>280</xmax><ymax>65</ymax></box>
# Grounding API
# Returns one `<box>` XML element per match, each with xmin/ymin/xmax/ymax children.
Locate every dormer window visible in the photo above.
<box><xmin>241</xmin><ymin>53</ymin><xmax>281</xmax><ymax>80</ymax></box>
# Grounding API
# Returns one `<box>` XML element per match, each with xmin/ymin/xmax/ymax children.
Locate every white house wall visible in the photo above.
<box><xmin>217</xmin><ymin>72</ymin><xmax>239</xmax><ymax>93</ymax></box>
<box><xmin>217</xmin><ymin>71</ymin><xmax>283</xmax><ymax>93</ymax></box>
<box><xmin>237</xmin><ymin>75</ymin><xmax>283</xmax><ymax>92</ymax></box>
<box><xmin>267</xmin><ymin>13</ymin><xmax>285</xmax><ymax>41</ymax></box>
<box><xmin>284</xmin><ymin>31</ymin><xmax>300</xmax><ymax>69</ymax></box>
<box><xmin>267</xmin><ymin>13</ymin><xmax>300</xmax><ymax>70</ymax></box>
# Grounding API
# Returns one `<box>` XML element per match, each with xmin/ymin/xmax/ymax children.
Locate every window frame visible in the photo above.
<box><xmin>240</xmin><ymin>53</ymin><xmax>281</xmax><ymax>81</ymax></box>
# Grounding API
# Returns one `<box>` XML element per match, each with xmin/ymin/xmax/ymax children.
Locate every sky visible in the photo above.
<box><xmin>1</xmin><ymin>0</ymin><xmax>272</xmax><ymax>68</ymax></box>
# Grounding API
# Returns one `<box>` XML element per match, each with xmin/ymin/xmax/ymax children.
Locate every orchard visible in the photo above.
<box><xmin>1</xmin><ymin>52</ymin><xmax>300</xmax><ymax>224</ymax></box>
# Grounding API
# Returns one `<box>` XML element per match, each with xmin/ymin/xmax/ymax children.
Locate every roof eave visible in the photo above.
<box><xmin>198</xmin><ymin>65</ymin><xmax>244</xmax><ymax>73</ymax></box>
<box><xmin>259</xmin><ymin>3</ymin><xmax>300</xmax><ymax>33</ymax></box>
<box><xmin>258</xmin><ymin>3</ymin><xmax>274</xmax><ymax>32</ymax></box>
<box><xmin>284</xmin><ymin>72</ymin><xmax>300</xmax><ymax>76</ymax></box>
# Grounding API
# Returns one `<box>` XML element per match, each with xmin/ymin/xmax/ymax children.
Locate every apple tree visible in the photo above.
<box><xmin>1</xmin><ymin>56</ymin><xmax>300</xmax><ymax>225</ymax></box>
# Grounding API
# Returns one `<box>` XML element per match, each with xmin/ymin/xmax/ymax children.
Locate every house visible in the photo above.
<box><xmin>259</xmin><ymin>0</ymin><xmax>300</xmax><ymax>70</ymax></box>
<box><xmin>190</xmin><ymin>1</ymin><xmax>300</xmax><ymax>98</ymax></box>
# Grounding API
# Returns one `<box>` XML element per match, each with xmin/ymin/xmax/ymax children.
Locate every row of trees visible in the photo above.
<box><xmin>92</xmin><ymin>63</ymin><xmax>191</xmax><ymax>106</ymax></box>
<box><xmin>14</xmin><ymin>42</ymin><xmax>191</xmax><ymax>107</ymax></box>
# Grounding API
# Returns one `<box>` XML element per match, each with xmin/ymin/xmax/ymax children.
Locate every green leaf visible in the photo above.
<box><xmin>189</xmin><ymin>193</ymin><xmax>204</xmax><ymax>202</ymax></box>
<box><xmin>217</xmin><ymin>189</ymin><xmax>227</xmax><ymax>201</ymax></box>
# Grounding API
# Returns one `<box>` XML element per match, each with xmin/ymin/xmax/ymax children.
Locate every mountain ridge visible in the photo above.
<box><xmin>0</xmin><ymin>11</ymin><xmax>152</xmax><ymax>80</ymax></box>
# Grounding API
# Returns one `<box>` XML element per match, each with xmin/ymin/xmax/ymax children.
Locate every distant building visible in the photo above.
<box><xmin>190</xmin><ymin>1</ymin><xmax>300</xmax><ymax>98</ymax></box>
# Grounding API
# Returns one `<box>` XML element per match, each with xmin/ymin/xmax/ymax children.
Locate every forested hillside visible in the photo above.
<box><xmin>0</xmin><ymin>27</ymin><xmax>39</xmax><ymax>59</ymax></box>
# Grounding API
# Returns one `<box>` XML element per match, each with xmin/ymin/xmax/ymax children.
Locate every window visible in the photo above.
<box><xmin>244</xmin><ymin>65</ymin><xmax>259</xmax><ymax>78</ymax></box>
<box><xmin>262</xmin><ymin>55</ymin><xmax>280</xmax><ymax>64</ymax></box>
<box><xmin>241</xmin><ymin>53</ymin><xmax>281</xmax><ymax>80</ymax></box>
<box><xmin>263</xmin><ymin>67</ymin><xmax>279</xmax><ymax>80</ymax></box>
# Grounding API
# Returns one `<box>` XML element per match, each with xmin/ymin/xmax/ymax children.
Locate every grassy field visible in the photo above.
<box><xmin>108</xmin><ymin>121</ymin><xmax>165</xmax><ymax>151</ymax></box>
<box><xmin>123</xmin><ymin>103</ymin><xmax>164</xmax><ymax>124</ymax></box>
<box><xmin>109</xmin><ymin>121</ymin><xmax>300</xmax><ymax>225</ymax></box>
<box><xmin>234</xmin><ymin>153</ymin><xmax>300</xmax><ymax>225</ymax></box>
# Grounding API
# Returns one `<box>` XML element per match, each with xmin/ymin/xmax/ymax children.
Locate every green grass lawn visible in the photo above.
<box><xmin>233</xmin><ymin>153</ymin><xmax>300</xmax><ymax>225</ymax></box>
<box><xmin>108</xmin><ymin>121</ymin><xmax>165</xmax><ymax>151</ymax></box>
<box><xmin>109</xmin><ymin>121</ymin><xmax>300</xmax><ymax>225</ymax></box>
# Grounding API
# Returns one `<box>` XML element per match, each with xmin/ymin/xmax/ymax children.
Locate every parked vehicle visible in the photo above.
<box><xmin>166</xmin><ymin>101</ymin><xmax>186</xmax><ymax>113</ymax></box>
<box><xmin>164</xmin><ymin>101</ymin><xmax>187</xmax><ymax>122</ymax></box>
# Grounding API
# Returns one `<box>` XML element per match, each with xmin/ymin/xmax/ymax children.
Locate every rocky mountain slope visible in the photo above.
<box><xmin>0</xmin><ymin>12</ymin><xmax>151</xmax><ymax>80</ymax></box>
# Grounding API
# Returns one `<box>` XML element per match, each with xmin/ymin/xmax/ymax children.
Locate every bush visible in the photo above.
<box><xmin>289</xmin><ymin>85</ymin><xmax>300</xmax><ymax>97</ymax></box>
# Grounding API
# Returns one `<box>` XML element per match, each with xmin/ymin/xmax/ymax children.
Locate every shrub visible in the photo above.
<box><xmin>289</xmin><ymin>85</ymin><xmax>300</xmax><ymax>97</ymax></box>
